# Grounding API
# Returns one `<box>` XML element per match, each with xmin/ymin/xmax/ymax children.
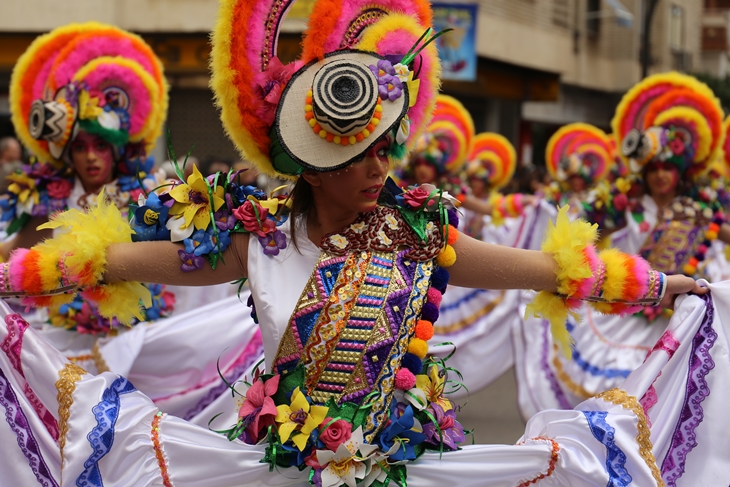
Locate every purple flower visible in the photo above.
<box><xmin>369</xmin><ymin>60</ymin><xmax>403</xmax><ymax>101</ymax></box>
<box><xmin>214</xmin><ymin>207</ymin><xmax>237</xmax><ymax>231</ymax></box>
<box><xmin>178</xmin><ymin>249</ymin><xmax>205</xmax><ymax>272</ymax></box>
<box><xmin>422</xmin><ymin>403</ymin><xmax>465</xmax><ymax>451</ymax></box>
<box><xmin>257</xmin><ymin>229</ymin><xmax>287</xmax><ymax>256</ymax></box>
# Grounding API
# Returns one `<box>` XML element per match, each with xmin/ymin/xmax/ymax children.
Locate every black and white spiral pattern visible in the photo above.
<box><xmin>312</xmin><ymin>60</ymin><xmax>378</xmax><ymax>136</ymax></box>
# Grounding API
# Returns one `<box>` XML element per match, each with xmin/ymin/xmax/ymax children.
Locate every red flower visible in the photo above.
<box><xmin>319</xmin><ymin>417</ymin><xmax>352</xmax><ymax>452</ymax></box>
<box><xmin>403</xmin><ymin>187</ymin><xmax>433</xmax><ymax>208</ymax></box>
<box><xmin>639</xmin><ymin>221</ymin><xmax>650</xmax><ymax>232</ymax></box>
<box><xmin>233</xmin><ymin>200</ymin><xmax>276</xmax><ymax>237</ymax></box>
<box><xmin>669</xmin><ymin>138</ymin><xmax>685</xmax><ymax>155</ymax></box>
<box><xmin>254</xmin><ymin>57</ymin><xmax>305</xmax><ymax>126</ymax></box>
<box><xmin>613</xmin><ymin>193</ymin><xmax>628</xmax><ymax>212</ymax></box>
<box><xmin>238</xmin><ymin>375</ymin><xmax>280</xmax><ymax>443</ymax></box>
<box><xmin>46</xmin><ymin>179</ymin><xmax>73</xmax><ymax>199</ymax></box>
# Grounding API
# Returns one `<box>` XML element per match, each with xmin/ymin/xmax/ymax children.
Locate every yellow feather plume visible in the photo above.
<box><xmin>596</xmin><ymin>249</ymin><xmax>629</xmax><ymax>301</ymax></box>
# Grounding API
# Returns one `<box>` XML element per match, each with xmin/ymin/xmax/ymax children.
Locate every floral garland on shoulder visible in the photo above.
<box><xmin>130</xmin><ymin>161</ymin><xmax>291</xmax><ymax>271</ymax></box>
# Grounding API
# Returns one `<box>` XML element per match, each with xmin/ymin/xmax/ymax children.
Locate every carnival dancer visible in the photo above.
<box><xmin>513</xmin><ymin>72</ymin><xmax>730</xmax><ymax>419</ymax></box>
<box><xmin>0</xmin><ymin>2</ymin><xmax>718</xmax><ymax>487</ymax></box>
<box><xmin>0</xmin><ymin>23</ymin><xmax>262</xmax><ymax>426</ymax></box>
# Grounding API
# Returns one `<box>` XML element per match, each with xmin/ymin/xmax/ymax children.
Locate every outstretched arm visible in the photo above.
<box><xmin>448</xmin><ymin>230</ymin><xmax>705</xmax><ymax>306</ymax></box>
<box><xmin>103</xmin><ymin>233</ymin><xmax>249</xmax><ymax>286</ymax></box>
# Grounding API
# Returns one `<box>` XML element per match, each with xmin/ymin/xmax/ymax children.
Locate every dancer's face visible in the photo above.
<box><xmin>568</xmin><ymin>175</ymin><xmax>586</xmax><ymax>193</ymax></box>
<box><xmin>305</xmin><ymin>136</ymin><xmax>391</xmax><ymax>214</ymax></box>
<box><xmin>413</xmin><ymin>159</ymin><xmax>437</xmax><ymax>185</ymax></box>
<box><xmin>69</xmin><ymin>131</ymin><xmax>115</xmax><ymax>193</ymax></box>
<box><xmin>645</xmin><ymin>161</ymin><xmax>679</xmax><ymax>197</ymax></box>
<box><xmin>469</xmin><ymin>176</ymin><xmax>486</xmax><ymax>198</ymax></box>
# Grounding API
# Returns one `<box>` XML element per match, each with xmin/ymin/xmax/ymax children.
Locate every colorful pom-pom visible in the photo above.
<box><xmin>431</xmin><ymin>267</ymin><xmax>450</xmax><ymax>293</ymax></box>
<box><xmin>426</xmin><ymin>287</ymin><xmax>443</xmax><ymax>307</ymax></box>
<box><xmin>395</xmin><ymin>368</ymin><xmax>417</xmax><ymax>390</ymax></box>
<box><xmin>407</xmin><ymin>338</ymin><xmax>428</xmax><ymax>358</ymax></box>
<box><xmin>415</xmin><ymin>320</ymin><xmax>434</xmax><ymax>340</ymax></box>
<box><xmin>436</xmin><ymin>245</ymin><xmax>457</xmax><ymax>267</ymax></box>
<box><xmin>706</xmin><ymin>230</ymin><xmax>718</xmax><ymax>240</ymax></box>
<box><xmin>401</xmin><ymin>353</ymin><xmax>423</xmax><ymax>375</ymax></box>
<box><xmin>421</xmin><ymin>302</ymin><xmax>440</xmax><ymax>323</ymax></box>
<box><xmin>684</xmin><ymin>264</ymin><xmax>697</xmax><ymax>275</ymax></box>
<box><xmin>444</xmin><ymin>225</ymin><xmax>459</xmax><ymax>245</ymax></box>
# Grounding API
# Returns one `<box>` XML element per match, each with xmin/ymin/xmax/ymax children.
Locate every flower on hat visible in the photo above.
<box><xmin>369</xmin><ymin>60</ymin><xmax>403</xmax><ymax>102</ymax></box>
<box><xmin>254</xmin><ymin>57</ymin><xmax>305</xmax><ymax>126</ymax></box>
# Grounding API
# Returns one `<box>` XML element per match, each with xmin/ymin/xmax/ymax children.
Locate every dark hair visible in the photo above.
<box><xmin>641</xmin><ymin>163</ymin><xmax>691</xmax><ymax>197</ymax></box>
<box><xmin>289</xmin><ymin>177</ymin><xmax>315</xmax><ymax>252</ymax></box>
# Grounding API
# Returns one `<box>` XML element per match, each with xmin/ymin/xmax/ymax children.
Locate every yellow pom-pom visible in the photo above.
<box><xmin>362</xmin><ymin>129</ymin><xmax>371</xmax><ymax>138</ymax></box>
<box><xmin>408</xmin><ymin>338</ymin><xmax>428</xmax><ymax>358</ymax></box>
<box><xmin>375</xmin><ymin>105</ymin><xmax>383</xmax><ymax>112</ymax></box>
<box><xmin>305</xmin><ymin>104</ymin><xmax>313</xmax><ymax>112</ymax></box>
<box><xmin>436</xmin><ymin>245</ymin><xmax>457</xmax><ymax>267</ymax></box>
<box><xmin>371</xmin><ymin>118</ymin><xmax>380</xmax><ymax>126</ymax></box>
<box><xmin>349</xmin><ymin>136</ymin><xmax>357</xmax><ymax>145</ymax></box>
<box><xmin>319</xmin><ymin>130</ymin><xmax>327</xmax><ymax>138</ymax></box>
<box><xmin>706</xmin><ymin>230</ymin><xmax>718</xmax><ymax>240</ymax></box>
<box><xmin>308</xmin><ymin>118</ymin><xmax>317</xmax><ymax>127</ymax></box>
<box><xmin>683</xmin><ymin>264</ymin><xmax>697</xmax><ymax>275</ymax></box>
<box><xmin>333</xmin><ymin>136</ymin><xmax>341</xmax><ymax>144</ymax></box>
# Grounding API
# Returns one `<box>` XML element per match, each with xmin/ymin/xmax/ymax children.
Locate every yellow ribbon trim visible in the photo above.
<box><xmin>92</xmin><ymin>341</ymin><xmax>110</xmax><ymax>373</ymax></box>
<box><xmin>596</xmin><ymin>388</ymin><xmax>665</xmax><ymax>487</ymax></box>
<box><xmin>55</xmin><ymin>363</ymin><xmax>86</xmax><ymax>470</ymax></box>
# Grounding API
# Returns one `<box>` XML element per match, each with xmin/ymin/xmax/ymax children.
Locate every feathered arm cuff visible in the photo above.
<box><xmin>526</xmin><ymin>206</ymin><xmax>666</xmax><ymax>357</ymax></box>
<box><xmin>0</xmin><ymin>190</ymin><xmax>151</xmax><ymax>326</ymax></box>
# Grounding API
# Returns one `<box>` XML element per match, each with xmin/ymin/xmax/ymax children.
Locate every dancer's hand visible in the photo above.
<box><xmin>660</xmin><ymin>274</ymin><xmax>707</xmax><ymax>309</ymax></box>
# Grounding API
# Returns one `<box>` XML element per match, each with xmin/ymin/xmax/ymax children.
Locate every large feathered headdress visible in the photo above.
<box><xmin>9</xmin><ymin>22</ymin><xmax>168</xmax><ymax>165</ymax></box>
<box><xmin>210</xmin><ymin>0</ymin><xmax>442</xmax><ymax>179</ymax></box>
<box><xmin>546</xmin><ymin>123</ymin><xmax>612</xmax><ymax>187</ymax></box>
<box><xmin>612</xmin><ymin>72</ymin><xmax>724</xmax><ymax>177</ymax></box>
<box><xmin>465</xmin><ymin>133</ymin><xmax>516</xmax><ymax>190</ymax></box>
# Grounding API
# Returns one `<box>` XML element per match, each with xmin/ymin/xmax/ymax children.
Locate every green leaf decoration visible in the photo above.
<box><xmin>272</xmin><ymin>364</ymin><xmax>305</xmax><ymax>405</ymax></box>
<box><xmin>397</xmin><ymin>206</ymin><xmax>429</xmax><ymax>243</ymax></box>
<box><xmin>6</xmin><ymin>213</ymin><xmax>31</xmax><ymax>236</ymax></box>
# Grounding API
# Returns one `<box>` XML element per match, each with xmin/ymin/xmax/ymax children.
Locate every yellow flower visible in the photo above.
<box><xmin>415</xmin><ymin>365</ymin><xmax>452</xmax><ymax>412</ymax></box>
<box><xmin>78</xmin><ymin>90</ymin><xmax>103</xmax><ymax>120</ymax></box>
<box><xmin>615</xmin><ymin>177</ymin><xmax>631</xmax><ymax>194</ymax></box>
<box><xmin>7</xmin><ymin>172</ymin><xmax>39</xmax><ymax>205</ymax></box>
<box><xmin>169</xmin><ymin>165</ymin><xmax>225</xmax><ymax>230</ymax></box>
<box><xmin>275</xmin><ymin>387</ymin><xmax>328</xmax><ymax>451</ymax></box>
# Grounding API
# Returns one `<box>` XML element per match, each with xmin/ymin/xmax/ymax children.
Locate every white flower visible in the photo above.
<box><xmin>97</xmin><ymin>110</ymin><xmax>121</xmax><ymax>131</ymax></box>
<box><xmin>396</xmin><ymin>117</ymin><xmax>411</xmax><ymax>146</ymax></box>
<box><xmin>317</xmin><ymin>427</ymin><xmax>378</xmax><ymax>487</ymax></box>
<box><xmin>385</xmin><ymin>214</ymin><xmax>399</xmax><ymax>230</ymax></box>
<box><xmin>393</xmin><ymin>63</ymin><xmax>410</xmax><ymax>82</ymax></box>
<box><xmin>329</xmin><ymin>234</ymin><xmax>348</xmax><ymax>250</ymax></box>
<box><xmin>166</xmin><ymin>215</ymin><xmax>195</xmax><ymax>242</ymax></box>
<box><xmin>376</xmin><ymin>230</ymin><xmax>392</xmax><ymax>246</ymax></box>
<box><xmin>350</xmin><ymin>222</ymin><xmax>366</xmax><ymax>234</ymax></box>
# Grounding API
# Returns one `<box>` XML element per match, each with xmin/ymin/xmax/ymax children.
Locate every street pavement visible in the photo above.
<box><xmin>455</xmin><ymin>367</ymin><xmax>527</xmax><ymax>445</ymax></box>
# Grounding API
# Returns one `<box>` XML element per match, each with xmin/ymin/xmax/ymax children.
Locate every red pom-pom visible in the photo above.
<box><xmin>426</xmin><ymin>287</ymin><xmax>443</xmax><ymax>306</ymax></box>
<box><xmin>415</xmin><ymin>320</ymin><xmax>434</xmax><ymax>340</ymax></box>
<box><xmin>395</xmin><ymin>368</ymin><xmax>416</xmax><ymax>390</ymax></box>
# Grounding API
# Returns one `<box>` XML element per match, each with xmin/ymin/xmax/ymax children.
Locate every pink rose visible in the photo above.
<box><xmin>233</xmin><ymin>200</ymin><xmax>275</xmax><ymax>237</ymax></box>
<box><xmin>128</xmin><ymin>188</ymin><xmax>144</xmax><ymax>203</ymax></box>
<box><xmin>639</xmin><ymin>221</ymin><xmax>650</xmax><ymax>232</ymax></box>
<box><xmin>46</xmin><ymin>179</ymin><xmax>73</xmax><ymax>199</ymax></box>
<box><xmin>669</xmin><ymin>138</ymin><xmax>685</xmax><ymax>155</ymax></box>
<box><xmin>319</xmin><ymin>418</ymin><xmax>352</xmax><ymax>452</ymax></box>
<box><xmin>404</xmin><ymin>187</ymin><xmax>432</xmax><ymax>208</ymax></box>
<box><xmin>613</xmin><ymin>193</ymin><xmax>628</xmax><ymax>212</ymax></box>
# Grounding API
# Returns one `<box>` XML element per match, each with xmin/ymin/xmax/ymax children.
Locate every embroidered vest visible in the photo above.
<box><xmin>271</xmin><ymin>206</ymin><xmax>443</xmax><ymax>440</ymax></box>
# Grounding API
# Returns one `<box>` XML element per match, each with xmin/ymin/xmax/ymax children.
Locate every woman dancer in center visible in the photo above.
<box><xmin>0</xmin><ymin>1</ymin><xmax>720</xmax><ymax>486</ymax></box>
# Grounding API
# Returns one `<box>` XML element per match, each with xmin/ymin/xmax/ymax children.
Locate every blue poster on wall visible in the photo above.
<box><xmin>431</xmin><ymin>3</ymin><xmax>478</xmax><ymax>82</ymax></box>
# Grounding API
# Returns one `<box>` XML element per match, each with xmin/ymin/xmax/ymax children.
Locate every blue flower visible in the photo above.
<box><xmin>184</xmin><ymin>228</ymin><xmax>214</xmax><ymax>257</ymax></box>
<box><xmin>118</xmin><ymin>156</ymin><xmax>155</xmax><ymax>190</ymax></box>
<box><xmin>377</xmin><ymin>404</ymin><xmax>426</xmax><ymax>461</ymax></box>
<box><xmin>232</xmin><ymin>183</ymin><xmax>266</xmax><ymax>203</ymax></box>
<box><xmin>0</xmin><ymin>195</ymin><xmax>18</xmax><ymax>222</ymax></box>
<box><xmin>132</xmin><ymin>193</ymin><xmax>171</xmax><ymax>241</ymax></box>
<box><xmin>209</xmin><ymin>228</ymin><xmax>231</xmax><ymax>254</ymax></box>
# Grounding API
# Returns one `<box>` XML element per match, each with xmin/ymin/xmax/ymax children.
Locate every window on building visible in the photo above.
<box><xmin>553</xmin><ymin>0</ymin><xmax>570</xmax><ymax>28</ymax></box>
<box><xmin>586</xmin><ymin>0</ymin><xmax>601</xmax><ymax>37</ymax></box>
<box><xmin>669</xmin><ymin>5</ymin><xmax>684</xmax><ymax>51</ymax></box>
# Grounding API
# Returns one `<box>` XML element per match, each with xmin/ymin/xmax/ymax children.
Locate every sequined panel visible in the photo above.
<box><xmin>273</xmin><ymin>254</ymin><xmax>347</xmax><ymax>374</ymax></box>
<box><xmin>340</xmin><ymin>8</ymin><xmax>387</xmax><ymax>49</ymax></box>
<box><xmin>364</xmin><ymin>255</ymin><xmax>430</xmax><ymax>441</ymax></box>
<box><xmin>311</xmin><ymin>251</ymin><xmax>395</xmax><ymax>405</ymax></box>
<box><xmin>640</xmin><ymin>219</ymin><xmax>703</xmax><ymax>274</ymax></box>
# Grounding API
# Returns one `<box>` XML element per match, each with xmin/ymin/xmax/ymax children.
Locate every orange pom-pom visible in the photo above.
<box><xmin>326</xmin><ymin>133</ymin><xmax>334</xmax><ymax>143</ymax></box>
<box><xmin>355</xmin><ymin>133</ymin><xmax>364</xmax><ymax>142</ymax></box>
<box><xmin>367</xmin><ymin>123</ymin><xmax>376</xmax><ymax>132</ymax></box>
<box><xmin>443</xmin><ymin>225</ymin><xmax>459</xmax><ymax>245</ymax></box>
<box><xmin>709</xmin><ymin>223</ymin><xmax>720</xmax><ymax>233</ymax></box>
<box><xmin>455</xmin><ymin>193</ymin><xmax>466</xmax><ymax>203</ymax></box>
<box><xmin>415</xmin><ymin>320</ymin><xmax>434</xmax><ymax>340</ymax></box>
<box><xmin>688</xmin><ymin>257</ymin><xmax>699</xmax><ymax>267</ymax></box>
<box><xmin>312</xmin><ymin>124</ymin><xmax>322</xmax><ymax>133</ymax></box>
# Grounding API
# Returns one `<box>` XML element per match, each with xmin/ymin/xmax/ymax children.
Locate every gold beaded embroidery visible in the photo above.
<box><xmin>596</xmin><ymin>388</ymin><xmax>665</xmax><ymax>487</ymax></box>
<box><xmin>55</xmin><ymin>363</ymin><xmax>86</xmax><ymax>468</ymax></box>
<box><xmin>92</xmin><ymin>340</ymin><xmax>110</xmax><ymax>373</ymax></box>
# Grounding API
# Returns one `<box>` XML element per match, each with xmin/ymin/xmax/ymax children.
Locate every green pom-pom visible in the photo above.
<box><xmin>79</xmin><ymin>119</ymin><xmax>129</xmax><ymax>148</ymax></box>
